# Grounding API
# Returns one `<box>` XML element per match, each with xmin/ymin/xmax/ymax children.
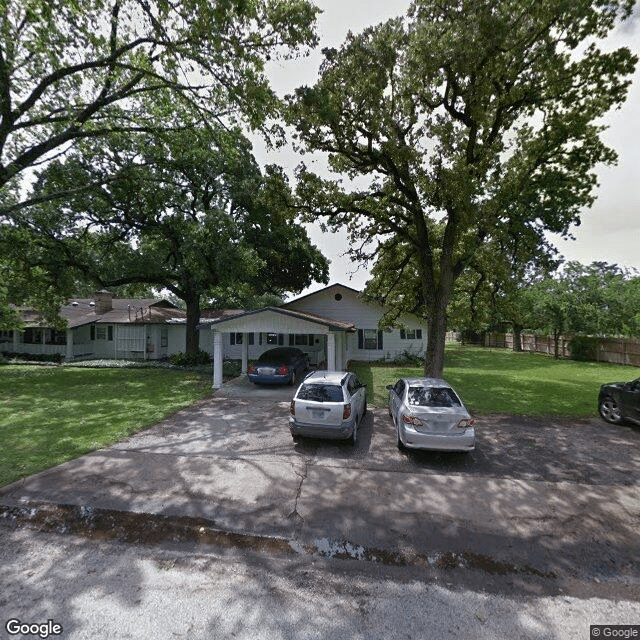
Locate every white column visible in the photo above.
<box><xmin>213</xmin><ymin>330</ymin><xmax>223</xmax><ymax>389</ymax></box>
<box><xmin>241</xmin><ymin>333</ymin><xmax>248</xmax><ymax>375</ymax></box>
<box><xmin>12</xmin><ymin>329</ymin><xmax>19</xmax><ymax>352</ymax></box>
<box><xmin>66</xmin><ymin>329</ymin><xmax>74</xmax><ymax>361</ymax></box>
<box><xmin>327</xmin><ymin>332</ymin><xmax>336</xmax><ymax>372</ymax></box>
<box><xmin>334</xmin><ymin>332</ymin><xmax>343</xmax><ymax>370</ymax></box>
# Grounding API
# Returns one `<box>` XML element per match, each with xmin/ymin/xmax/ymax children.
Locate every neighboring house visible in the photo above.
<box><xmin>3</xmin><ymin>284</ymin><xmax>427</xmax><ymax>385</ymax></box>
<box><xmin>1</xmin><ymin>291</ymin><xmax>186</xmax><ymax>361</ymax></box>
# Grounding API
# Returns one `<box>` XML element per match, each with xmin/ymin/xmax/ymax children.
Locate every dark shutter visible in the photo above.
<box><xmin>278</xmin><ymin>334</ymin><xmax>284</xmax><ymax>346</ymax></box>
<box><xmin>357</xmin><ymin>329</ymin><xmax>363</xmax><ymax>349</ymax></box>
<box><xmin>416</xmin><ymin>329</ymin><xmax>422</xmax><ymax>340</ymax></box>
<box><xmin>377</xmin><ymin>330</ymin><xmax>383</xmax><ymax>350</ymax></box>
<box><xmin>289</xmin><ymin>334</ymin><xmax>294</xmax><ymax>346</ymax></box>
<box><xmin>248</xmin><ymin>333</ymin><xmax>255</xmax><ymax>346</ymax></box>
<box><xmin>108</xmin><ymin>326</ymin><xmax>113</xmax><ymax>341</ymax></box>
<box><xmin>230</xmin><ymin>333</ymin><xmax>236</xmax><ymax>346</ymax></box>
<box><xmin>309</xmin><ymin>334</ymin><xmax>314</xmax><ymax>346</ymax></box>
<box><xmin>90</xmin><ymin>325</ymin><xmax>95</xmax><ymax>341</ymax></box>
<box><xmin>400</xmin><ymin>329</ymin><xmax>406</xmax><ymax>340</ymax></box>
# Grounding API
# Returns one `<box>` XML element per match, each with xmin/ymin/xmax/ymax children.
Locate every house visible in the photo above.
<box><xmin>3</xmin><ymin>284</ymin><xmax>427</xmax><ymax>385</ymax></box>
<box><xmin>198</xmin><ymin>283</ymin><xmax>427</xmax><ymax>388</ymax></box>
<box><xmin>1</xmin><ymin>291</ymin><xmax>187</xmax><ymax>361</ymax></box>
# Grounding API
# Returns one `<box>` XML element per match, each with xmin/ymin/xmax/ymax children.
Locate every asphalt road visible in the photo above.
<box><xmin>1</xmin><ymin>525</ymin><xmax>639</xmax><ymax>640</ymax></box>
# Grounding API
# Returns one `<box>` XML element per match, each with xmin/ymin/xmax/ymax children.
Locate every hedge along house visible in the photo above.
<box><xmin>199</xmin><ymin>283</ymin><xmax>428</xmax><ymax>388</ymax></box>
<box><xmin>1</xmin><ymin>291</ymin><xmax>187</xmax><ymax>361</ymax></box>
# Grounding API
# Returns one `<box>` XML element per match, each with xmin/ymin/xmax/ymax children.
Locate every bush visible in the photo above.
<box><xmin>568</xmin><ymin>336</ymin><xmax>599</xmax><ymax>362</ymax></box>
<box><xmin>392</xmin><ymin>349</ymin><xmax>424</xmax><ymax>367</ymax></box>
<box><xmin>169</xmin><ymin>350</ymin><xmax>211</xmax><ymax>367</ymax></box>
<box><xmin>223</xmin><ymin>359</ymin><xmax>242</xmax><ymax>378</ymax></box>
<box><xmin>1</xmin><ymin>351</ymin><xmax>64</xmax><ymax>364</ymax></box>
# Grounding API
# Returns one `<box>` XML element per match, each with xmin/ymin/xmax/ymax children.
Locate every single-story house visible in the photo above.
<box><xmin>2</xmin><ymin>284</ymin><xmax>427</xmax><ymax>386</ymax></box>
<box><xmin>1</xmin><ymin>291</ymin><xmax>187</xmax><ymax>361</ymax></box>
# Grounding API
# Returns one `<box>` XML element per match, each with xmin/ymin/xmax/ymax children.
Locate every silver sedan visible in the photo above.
<box><xmin>387</xmin><ymin>378</ymin><xmax>475</xmax><ymax>452</ymax></box>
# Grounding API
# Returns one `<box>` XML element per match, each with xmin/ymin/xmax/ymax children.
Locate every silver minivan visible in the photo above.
<box><xmin>289</xmin><ymin>371</ymin><xmax>367</xmax><ymax>444</ymax></box>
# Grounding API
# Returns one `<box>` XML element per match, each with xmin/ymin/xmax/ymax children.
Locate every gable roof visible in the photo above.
<box><xmin>198</xmin><ymin>306</ymin><xmax>356</xmax><ymax>332</ymax></box>
<box><xmin>282</xmin><ymin>282</ymin><xmax>364</xmax><ymax>308</ymax></box>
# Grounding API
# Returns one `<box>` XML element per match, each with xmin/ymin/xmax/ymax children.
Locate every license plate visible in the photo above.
<box><xmin>258</xmin><ymin>367</ymin><xmax>275</xmax><ymax>375</ymax></box>
<box><xmin>310</xmin><ymin>409</ymin><xmax>327</xmax><ymax>419</ymax></box>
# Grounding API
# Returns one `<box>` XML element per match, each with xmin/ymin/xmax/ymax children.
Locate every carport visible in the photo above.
<box><xmin>199</xmin><ymin>307</ymin><xmax>356</xmax><ymax>388</ymax></box>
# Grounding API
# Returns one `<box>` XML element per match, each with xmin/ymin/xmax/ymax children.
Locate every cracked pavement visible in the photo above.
<box><xmin>2</xmin><ymin>376</ymin><xmax>640</xmax><ymax>599</ymax></box>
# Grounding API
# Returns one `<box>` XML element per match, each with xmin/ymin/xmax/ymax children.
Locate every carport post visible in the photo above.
<box><xmin>241</xmin><ymin>334</ymin><xmax>248</xmax><ymax>374</ymax></box>
<box><xmin>213</xmin><ymin>330</ymin><xmax>223</xmax><ymax>389</ymax></box>
<box><xmin>327</xmin><ymin>332</ymin><xmax>336</xmax><ymax>371</ymax></box>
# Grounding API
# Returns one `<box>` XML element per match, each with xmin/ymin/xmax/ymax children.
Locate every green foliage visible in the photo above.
<box><xmin>289</xmin><ymin>0</ymin><xmax>637</xmax><ymax>378</ymax></box>
<box><xmin>568</xmin><ymin>336</ymin><xmax>600</xmax><ymax>361</ymax></box>
<box><xmin>169</xmin><ymin>351</ymin><xmax>211</xmax><ymax>367</ymax></box>
<box><xmin>0</xmin><ymin>365</ymin><xmax>212</xmax><ymax>486</ymax></box>
<box><xmin>1</xmin><ymin>351</ymin><xmax>64</xmax><ymax>364</ymax></box>
<box><xmin>0</xmin><ymin>0</ymin><xmax>320</xmax><ymax>192</ymax></box>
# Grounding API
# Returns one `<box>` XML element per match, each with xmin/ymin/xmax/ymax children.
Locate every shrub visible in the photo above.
<box><xmin>169</xmin><ymin>350</ymin><xmax>211</xmax><ymax>367</ymax></box>
<box><xmin>1</xmin><ymin>351</ymin><xmax>64</xmax><ymax>364</ymax></box>
<box><xmin>568</xmin><ymin>336</ymin><xmax>599</xmax><ymax>362</ymax></box>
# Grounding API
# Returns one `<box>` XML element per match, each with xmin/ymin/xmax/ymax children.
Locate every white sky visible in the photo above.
<box><xmin>251</xmin><ymin>0</ymin><xmax>640</xmax><ymax>296</ymax></box>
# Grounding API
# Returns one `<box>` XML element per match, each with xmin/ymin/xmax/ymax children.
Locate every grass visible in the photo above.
<box><xmin>349</xmin><ymin>344</ymin><xmax>639</xmax><ymax>417</ymax></box>
<box><xmin>0</xmin><ymin>365</ymin><xmax>213</xmax><ymax>487</ymax></box>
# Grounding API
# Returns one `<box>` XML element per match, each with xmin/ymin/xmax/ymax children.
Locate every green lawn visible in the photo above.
<box><xmin>0</xmin><ymin>365</ymin><xmax>212</xmax><ymax>487</ymax></box>
<box><xmin>349</xmin><ymin>345</ymin><xmax>639</xmax><ymax>417</ymax></box>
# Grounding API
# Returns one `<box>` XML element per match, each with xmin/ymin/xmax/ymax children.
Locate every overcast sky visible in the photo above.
<box><xmin>251</xmin><ymin>1</ymin><xmax>640</xmax><ymax>296</ymax></box>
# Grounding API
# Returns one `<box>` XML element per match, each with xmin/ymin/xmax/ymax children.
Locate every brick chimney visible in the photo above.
<box><xmin>94</xmin><ymin>290</ymin><xmax>113</xmax><ymax>314</ymax></box>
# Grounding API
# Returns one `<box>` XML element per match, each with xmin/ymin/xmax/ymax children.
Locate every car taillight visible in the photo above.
<box><xmin>402</xmin><ymin>414</ymin><xmax>423</xmax><ymax>427</ymax></box>
<box><xmin>278</xmin><ymin>366</ymin><xmax>288</xmax><ymax>375</ymax></box>
<box><xmin>290</xmin><ymin>400</ymin><xmax>295</xmax><ymax>416</ymax></box>
<box><xmin>248</xmin><ymin>364</ymin><xmax>256</xmax><ymax>374</ymax></box>
<box><xmin>457</xmin><ymin>419</ymin><xmax>474</xmax><ymax>428</ymax></box>
<box><xmin>343</xmin><ymin>403</ymin><xmax>351</xmax><ymax>420</ymax></box>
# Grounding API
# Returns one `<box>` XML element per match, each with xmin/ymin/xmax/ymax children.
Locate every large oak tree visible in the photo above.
<box><xmin>289</xmin><ymin>0</ymin><xmax>637</xmax><ymax>377</ymax></box>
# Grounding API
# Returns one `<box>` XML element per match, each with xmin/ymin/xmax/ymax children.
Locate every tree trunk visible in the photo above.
<box><xmin>424</xmin><ymin>295</ymin><xmax>449</xmax><ymax>378</ymax></box>
<box><xmin>185</xmin><ymin>294</ymin><xmax>201</xmax><ymax>355</ymax></box>
<box><xmin>512</xmin><ymin>324</ymin><xmax>523</xmax><ymax>352</ymax></box>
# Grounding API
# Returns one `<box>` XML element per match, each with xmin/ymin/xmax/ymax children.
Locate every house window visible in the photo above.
<box><xmin>400</xmin><ymin>329</ymin><xmax>422</xmax><ymax>340</ymax></box>
<box><xmin>266</xmin><ymin>333</ymin><xmax>284</xmax><ymax>345</ymax></box>
<box><xmin>95</xmin><ymin>326</ymin><xmax>114</xmax><ymax>341</ymax></box>
<box><xmin>358</xmin><ymin>329</ymin><xmax>383</xmax><ymax>350</ymax></box>
<box><xmin>288</xmin><ymin>334</ymin><xmax>314</xmax><ymax>346</ymax></box>
<box><xmin>231</xmin><ymin>333</ymin><xmax>255</xmax><ymax>346</ymax></box>
<box><xmin>160</xmin><ymin>327</ymin><xmax>168</xmax><ymax>348</ymax></box>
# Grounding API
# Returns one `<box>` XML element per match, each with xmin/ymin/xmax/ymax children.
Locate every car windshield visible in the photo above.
<box><xmin>407</xmin><ymin>386</ymin><xmax>461</xmax><ymax>407</ymax></box>
<box><xmin>297</xmin><ymin>384</ymin><xmax>344</xmax><ymax>402</ymax></box>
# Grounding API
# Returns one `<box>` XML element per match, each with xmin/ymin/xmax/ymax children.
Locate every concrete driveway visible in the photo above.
<box><xmin>2</xmin><ymin>375</ymin><xmax>639</xmax><ymax>595</ymax></box>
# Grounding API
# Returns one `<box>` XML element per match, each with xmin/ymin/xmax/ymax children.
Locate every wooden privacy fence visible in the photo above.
<box><xmin>483</xmin><ymin>333</ymin><xmax>640</xmax><ymax>367</ymax></box>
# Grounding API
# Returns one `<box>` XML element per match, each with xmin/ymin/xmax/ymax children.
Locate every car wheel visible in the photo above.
<box><xmin>599</xmin><ymin>396</ymin><xmax>624</xmax><ymax>424</ymax></box>
<box><xmin>289</xmin><ymin>371</ymin><xmax>297</xmax><ymax>387</ymax></box>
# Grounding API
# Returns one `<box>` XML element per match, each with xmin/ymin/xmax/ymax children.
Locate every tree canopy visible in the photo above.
<box><xmin>288</xmin><ymin>0</ymin><xmax>637</xmax><ymax>377</ymax></box>
<box><xmin>0</xmin><ymin>0</ymin><xmax>320</xmax><ymax>198</ymax></box>
<box><xmin>14</xmin><ymin>123</ymin><xmax>329</xmax><ymax>352</ymax></box>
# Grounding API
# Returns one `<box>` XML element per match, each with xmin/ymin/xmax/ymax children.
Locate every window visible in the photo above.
<box><xmin>266</xmin><ymin>333</ymin><xmax>284</xmax><ymax>345</ymax></box>
<box><xmin>358</xmin><ymin>328</ymin><xmax>382</xmax><ymax>350</ymax></box>
<box><xmin>288</xmin><ymin>334</ymin><xmax>315</xmax><ymax>347</ymax></box>
<box><xmin>95</xmin><ymin>326</ymin><xmax>113</xmax><ymax>341</ymax></box>
<box><xmin>393</xmin><ymin>380</ymin><xmax>405</xmax><ymax>397</ymax></box>
<box><xmin>230</xmin><ymin>333</ymin><xmax>255</xmax><ymax>346</ymax></box>
<box><xmin>408</xmin><ymin>386</ymin><xmax>461</xmax><ymax>407</ymax></box>
<box><xmin>297</xmin><ymin>384</ymin><xmax>344</xmax><ymax>402</ymax></box>
<box><xmin>160</xmin><ymin>327</ymin><xmax>168</xmax><ymax>348</ymax></box>
<box><xmin>400</xmin><ymin>329</ymin><xmax>422</xmax><ymax>340</ymax></box>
